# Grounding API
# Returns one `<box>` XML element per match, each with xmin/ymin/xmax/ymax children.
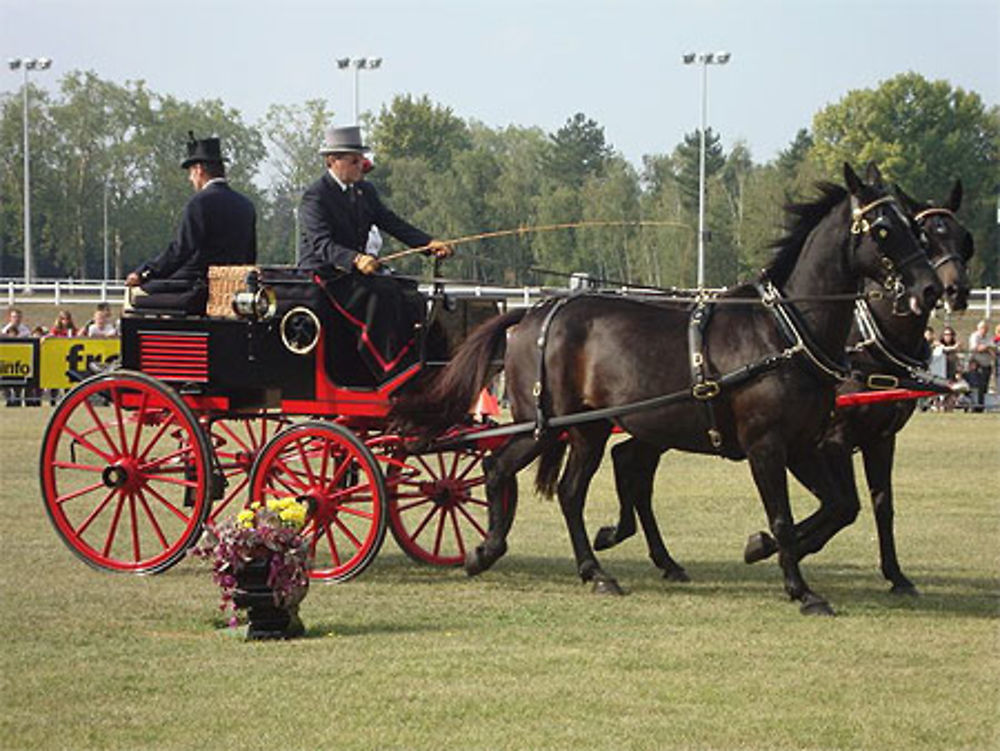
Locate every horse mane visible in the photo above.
<box><xmin>764</xmin><ymin>181</ymin><xmax>848</xmax><ymax>287</ymax></box>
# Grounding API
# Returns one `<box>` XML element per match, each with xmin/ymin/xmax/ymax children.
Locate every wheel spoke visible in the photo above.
<box><xmin>101</xmin><ymin>493</ymin><xmax>127</xmax><ymax>557</ymax></box>
<box><xmin>55</xmin><ymin>480</ymin><xmax>109</xmax><ymax>506</ymax></box>
<box><xmin>409</xmin><ymin>505</ymin><xmax>439</xmax><ymax>541</ymax></box>
<box><xmin>332</xmin><ymin>514</ymin><xmax>363</xmax><ymax>549</ymax></box>
<box><xmin>448</xmin><ymin>508</ymin><xmax>467</xmax><ymax>557</ymax></box>
<box><xmin>294</xmin><ymin>436</ymin><xmax>319</xmax><ymax>487</ymax></box>
<box><xmin>142</xmin><ymin>483</ymin><xmax>192</xmax><ymax>524</ymax></box>
<box><xmin>83</xmin><ymin>397</ymin><xmax>120</xmax><ymax>457</ymax></box>
<box><xmin>137</xmin><ymin>417</ymin><xmax>175</xmax><ymax>464</ymax></box>
<box><xmin>74</xmin><ymin>488</ymin><xmax>117</xmax><ymax>536</ymax></box>
<box><xmin>454</xmin><ymin>501</ymin><xmax>488</xmax><ymax>537</ymax></box>
<box><xmin>135</xmin><ymin>487</ymin><xmax>170</xmax><ymax>550</ymax></box>
<box><xmin>61</xmin><ymin>422</ymin><xmax>116</xmax><ymax>464</ymax></box>
<box><xmin>128</xmin><ymin>391</ymin><xmax>151</xmax><ymax>457</ymax></box>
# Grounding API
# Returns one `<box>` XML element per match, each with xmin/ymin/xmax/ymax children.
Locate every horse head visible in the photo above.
<box><xmin>843</xmin><ymin>162</ymin><xmax>942</xmax><ymax>316</ymax></box>
<box><xmin>895</xmin><ymin>180</ymin><xmax>973</xmax><ymax>313</ymax></box>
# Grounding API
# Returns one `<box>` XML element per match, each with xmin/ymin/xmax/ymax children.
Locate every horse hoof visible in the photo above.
<box><xmin>593</xmin><ymin>526</ymin><xmax>617</xmax><ymax>551</ymax></box>
<box><xmin>663</xmin><ymin>566</ymin><xmax>691</xmax><ymax>583</ymax></box>
<box><xmin>592</xmin><ymin>578</ymin><xmax>625</xmax><ymax>596</ymax></box>
<box><xmin>744</xmin><ymin>531</ymin><xmax>778</xmax><ymax>564</ymax></box>
<box><xmin>890</xmin><ymin>582</ymin><xmax>920</xmax><ymax>597</ymax></box>
<box><xmin>799</xmin><ymin>594</ymin><xmax>835</xmax><ymax>616</ymax></box>
<box><xmin>464</xmin><ymin>549</ymin><xmax>486</xmax><ymax>577</ymax></box>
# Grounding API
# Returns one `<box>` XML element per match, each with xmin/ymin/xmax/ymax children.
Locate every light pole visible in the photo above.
<box><xmin>682</xmin><ymin>51</ymin><xmax>730</xmax><ymax>288</ymax></box>
<box><xmin>335</xmin><ymin>57</ymin><xmax>383</xmax><ymax>123</ymax></box>
<box><xmin>8</xmin><ymin>56</ymin><xmax>53</xmax><ymax>290</ymax></box>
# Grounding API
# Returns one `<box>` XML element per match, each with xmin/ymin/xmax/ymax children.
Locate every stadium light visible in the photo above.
<box><xmin>682</xmin><ymin>51</ymin><xmax>730</xmax><ymax>287</ymax></box>
<box><xmin>337</xmin><ymin>56</ymin><xmax>384</xmax><ymax>123</ymax></box>
<box><xmin>8</xmin><ymin>56</ymin><xmax>54</xmax><ymax>290</ymax></box>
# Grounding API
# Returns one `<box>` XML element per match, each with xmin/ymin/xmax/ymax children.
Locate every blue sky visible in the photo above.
<box><xmin>2</xmin><ymin>0</ymin><xmax>997</xmax><ymax>168</ymax></box>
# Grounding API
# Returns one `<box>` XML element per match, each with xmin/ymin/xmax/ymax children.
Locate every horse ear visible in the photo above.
<box><xmin>946</xmin><ymin>179</ymin><xmax>963</xmax><ymax>211</ymax></box>
<box><xmin>843</xmin><ymin>163</ymin><xmax>863</xmax><ymax>194</ymax></box>
<box><xmin>894</xmin><ymin>183</ymin><xmax>919</xmax><ymax>214</ymax></box>
<box><xmin>865</xmin><ymin>162</ymin><xmax>884</xmax><ymax>187</ymax></box>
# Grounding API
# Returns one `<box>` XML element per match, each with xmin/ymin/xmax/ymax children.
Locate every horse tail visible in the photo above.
<box><xmin>534</xmin><ymin>440</ymin><xmax>567</xmax><ymax>499</ymax></box>
<box><xmin>391</xmin><ymin>307</ymin><xmax>527</xmax><ymax>436</ymax></box>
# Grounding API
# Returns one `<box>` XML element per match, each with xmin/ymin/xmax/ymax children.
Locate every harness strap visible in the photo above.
<box><xmin>533</xmin><ymin>296</ymin><xmax>573</xmax><ymax>438</ymax></box>
<box><xmin>756</xmin><ymin>280</ymin><xmax>852</xmax><ymax>384</ymax></box>
<box><xmin>688</xmin><ymin>298</ymin><xmax>723</xmax><ymax>448</ymax></box>
<box><xmin>849</xmin><ymin>300</ymin><xmax>953</xmax><ymax>394</ymax></box>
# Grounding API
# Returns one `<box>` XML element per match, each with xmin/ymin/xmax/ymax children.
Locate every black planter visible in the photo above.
<box><xmin>232</xmin><ymin>557</ymin><xmax>307</xmax><ymax>640</ymax></box>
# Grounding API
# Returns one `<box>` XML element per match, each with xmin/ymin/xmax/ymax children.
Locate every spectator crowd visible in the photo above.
<box><xmin>2</xmin><ymin>303</ymin><xmax>120</xmax><ymax>407</ymax></box>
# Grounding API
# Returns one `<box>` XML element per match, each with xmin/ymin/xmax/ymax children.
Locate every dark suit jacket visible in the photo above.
<box><xmin>297</xmin><ymin>173</ymin><xmax>432</xmax><ymax>272</ymax></box>
<box><xmin>137</xmin><ymin>180</ymin><xmax>257</xmax><ymax>283</ymax></box>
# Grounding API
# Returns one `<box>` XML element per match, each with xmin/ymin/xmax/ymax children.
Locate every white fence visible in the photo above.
<box><xmin>2</xmin><ymin>277</ymin><xmax>997</xmax><ymax>319</ymax></box>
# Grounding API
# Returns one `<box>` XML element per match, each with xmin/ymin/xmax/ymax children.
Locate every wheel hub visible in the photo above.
<box><xmin>420</xmin><ymin>478</ymin><xmax>467</xmax><ymax>509</ymax></box>
<box><xmin>102</xmin><ymin>459</ymin><xmax>142</xmax><ymax>493</ymax></box>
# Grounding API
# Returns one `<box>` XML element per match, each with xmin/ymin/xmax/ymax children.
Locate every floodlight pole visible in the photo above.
<box><xmin>683</xmin><ymin>51</ymin><xmax>729</xmax><ymax>287</ymax></box>
<box><xmin>8</xmin><ymin>56</ymin><xmax>53</xmax><ymax>291</ymax></box>
<box><xmin>337</xmin><ymin>57</ymin><xmax>382</xmax><ymax>124</ymax></box>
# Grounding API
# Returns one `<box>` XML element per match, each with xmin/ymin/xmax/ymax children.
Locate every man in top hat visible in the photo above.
<box><xmin>296</xmin><ymin>125</ymin><xmax>452</xmax><ymax>385</ymax></box>
<box><xmin>125</xmin><ymin>132</ymin><xmax>257</xmax><ymax>312</ymax></box>
<box><xmin>297</xmin><ymin>125</ymin><xmax>451</xmax><ymax>274</ymax></box>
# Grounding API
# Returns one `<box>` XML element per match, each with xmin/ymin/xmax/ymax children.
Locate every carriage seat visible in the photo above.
<box><xmin>124</xmin><ymin>280</ymin><xmax>208</xmax><ymax>318</ymax></box>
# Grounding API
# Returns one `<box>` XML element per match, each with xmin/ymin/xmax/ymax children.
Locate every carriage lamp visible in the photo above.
<box><xmin>232</xmin><ymin>271</ymin><xmax>277</xmax><ymax>321</ymax></box>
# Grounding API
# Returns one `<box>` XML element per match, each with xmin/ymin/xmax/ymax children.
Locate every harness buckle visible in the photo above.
<box><xmin>707</xmin><ymin>428</ymin><xmax>722</xmax><ymax>448</ymax></box>
<box><xmin>691</xmin><ymin>352</ymin><xmax>704</xmax><ymax>368</ymax></box>
<box><xmin>692</xmin><ymin>381</ymin><xmax>720</xmax><ymax>400</ymax></box>
<box><xmin>532</xmin><ymin>381</ymin><xmax>542</xmax><ymax>397</ymax></box>
<box><xmin>867</xmin><ymin>373</ymin><xmax>899</xmax><ymax>390</ymax></box>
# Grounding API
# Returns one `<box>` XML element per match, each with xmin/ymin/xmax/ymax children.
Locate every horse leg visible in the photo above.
<box><xmin>593</xmin><ymin>439</ymin><xmax>642</xmax><ymax>550</ymax></box>
<box><xmin>596</xmin><ymin>439</ymin><xmax>689</xmax><ymax>581</ymax></box>
<box><xmin>465</xmin><ymin>434</ymin><xmax>541</xmax><ymax>576</ymax></box>
<box><xmin>861</xmin><ymin>436</ymin><xmax>917</xmax><ymax>595</ymax></box>
<box><xmin>744</xmin><ymin>443</ymin><xmax>859</xmax><ymax>565</ymax></box>
<box><xmin>746</xmin><ymin>437</ymin><xmax>833</xmax><ymax>615</ymax></box>
<box><xmin>557</xmin><ymin>426</ymin><xmax>621</xmax><ymax>594</ymax></box>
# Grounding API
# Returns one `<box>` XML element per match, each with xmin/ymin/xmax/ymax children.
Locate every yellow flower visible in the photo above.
<box><xmin>236</xmin><ymin>509</ymin><xmax>255</xmax><ymax>529</ymax></box>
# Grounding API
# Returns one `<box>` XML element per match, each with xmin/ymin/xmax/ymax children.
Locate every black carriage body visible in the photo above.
<box><xmin>120</xmin><ymin>315</ymin><xmax>316</xmax><ymax>405</ymax></box>
<box><xmin>119</xmin><ymin>265</ymin><xmax>506</xmax><ymax>417</ymax></box>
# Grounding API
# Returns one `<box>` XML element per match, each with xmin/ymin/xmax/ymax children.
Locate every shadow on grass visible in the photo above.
<box><xmin>364</xmin><ymin>550</ymin><xmax>999</xmax><ymax>619</ymax></box>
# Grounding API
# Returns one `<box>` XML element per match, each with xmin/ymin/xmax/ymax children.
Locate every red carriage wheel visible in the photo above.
<box><xmin>39</xmin><ymin>370</ymin><xmax>212</xmax><ymax>574</ymax></box>
<box><xmin>248</xmin><ymin>421</ymin><xmax>387</xmax><ymax>582</ymax></box>
<box><xmin>206</xmin><ymin>416</ymin><xmax>290</xmax><ymax>523</ymax></box>
<box><xmin>386</xmin><ymin>447</ymin><xmax>504</xmax><ymax>566</ymax></box>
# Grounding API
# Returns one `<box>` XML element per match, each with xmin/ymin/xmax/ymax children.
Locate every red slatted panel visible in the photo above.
<box><xmin>139</xmin><ymin>332</ymin><xmax>209</xmax><ymax>382</ymax></box>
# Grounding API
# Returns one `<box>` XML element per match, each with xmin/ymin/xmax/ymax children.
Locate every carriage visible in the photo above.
<box><xmin>38</xmin><ymin>265</ymin><xmax>508</xmax><ymax>581</ymax></box>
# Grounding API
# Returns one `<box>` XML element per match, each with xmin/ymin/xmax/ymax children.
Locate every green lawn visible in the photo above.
<box><xmin>1</xmin><ymin>407</ymin><xmax>997</xmax><ymax>751</ymax></box>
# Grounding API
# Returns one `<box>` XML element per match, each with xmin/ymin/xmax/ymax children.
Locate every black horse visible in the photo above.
<box><xmin>392</xmin><ymin>163</ymin><xmax>942</xmax><ymax>615</ymax></box>
<box><xmin>730</xmin><ymin>181</ymin><xmax>974</xmax><ymax>592</ymax></box>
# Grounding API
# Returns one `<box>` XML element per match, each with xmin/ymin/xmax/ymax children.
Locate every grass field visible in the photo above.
<box><xmin>1</xmin><ymin>407</ymin><xmax>997</xmax><ymax>751</ymax></box>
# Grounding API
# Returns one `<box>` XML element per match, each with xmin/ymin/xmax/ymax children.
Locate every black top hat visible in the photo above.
<box><xmin>181</xmin><ymin>131</ymin><xmax>226</xmax><ymax>169</ymax></box>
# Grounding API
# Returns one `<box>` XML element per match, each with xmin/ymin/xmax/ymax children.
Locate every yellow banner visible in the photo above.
<box><xmin>0</xmin><ymin>341</ymin><xmax>35</xmax><ymax>385</ymax></box>
<box><xmin>38</xmin><ymin>338</ymin><xmax>121</xmax><ymax>389</ymax></box>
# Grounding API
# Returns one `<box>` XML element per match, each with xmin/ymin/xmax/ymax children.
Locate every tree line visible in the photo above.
<box><xmin>1</xmin><ymin>70</ymin><xmax>997</xmax><ymax>288</ymax></box>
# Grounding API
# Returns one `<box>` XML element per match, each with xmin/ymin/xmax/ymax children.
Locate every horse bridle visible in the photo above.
<box><xmin>912</xmin><ymin>206</ymin><xmax>966</xmax><ymax>272</ymax></box>
<box><xmin>850</xmin><ymin>194</ymin><xmax>927</xmax><ymax>302</ymax></box>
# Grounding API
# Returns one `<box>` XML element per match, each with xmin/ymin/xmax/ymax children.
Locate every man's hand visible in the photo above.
<box><xmin>354</xmin><ymin>253</ymin><xmax>381</xmax><ymax>275</ymax></box>
<box><xmin>426</xmin><ymin>239</ymin><xmax>454</xmax><ymax>259</ymax></box>
<box><xmin>125</xmin><ymin>272</ymin><xmax>142</xmax><ymax>287</ymax></box>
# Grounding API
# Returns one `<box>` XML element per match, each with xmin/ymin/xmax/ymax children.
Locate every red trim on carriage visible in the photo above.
<box><xmin>835</xmin><ymin>389</ymin><xmax>936</xmax><ymax>407</ymax></box>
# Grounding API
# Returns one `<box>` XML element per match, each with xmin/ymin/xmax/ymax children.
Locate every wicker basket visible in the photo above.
<box><xmin>207</xmin><ymin>265</ymin><xmax>258</xmax><ymax>318</ymax></box>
